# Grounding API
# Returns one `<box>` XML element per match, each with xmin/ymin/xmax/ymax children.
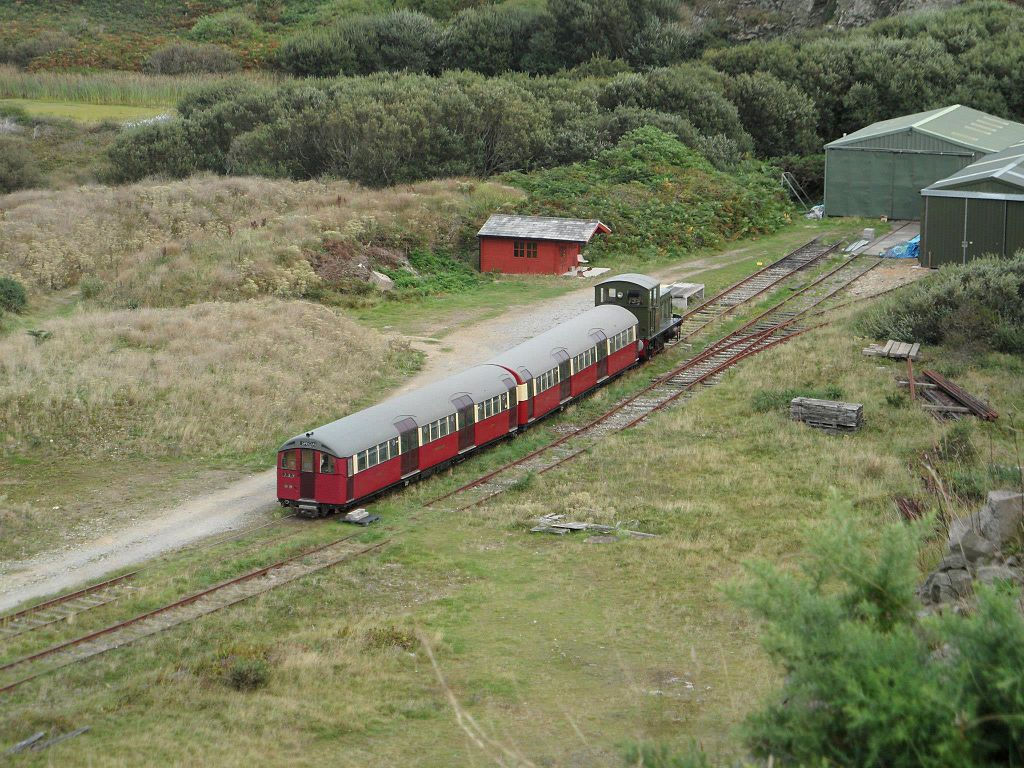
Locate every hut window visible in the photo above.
<box><xmin>526</xmin><ymin>242</ymin><xmax>537</xmax><ymax>258</ymax></box>
<box><xmin>320</xmin><ymin>454</ymin><xmax>335</xmax><ymax>474</ymax></box>
<box><xmin>514</xmin><ymin>240</ymin><xmax>526</xmax><ymax>258</ymax></box>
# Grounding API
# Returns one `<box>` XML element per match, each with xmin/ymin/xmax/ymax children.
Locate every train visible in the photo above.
<box><xmin>277</xmin><ymin>273</ymin><xmax>682</xmax><ymax>516</ymax></box>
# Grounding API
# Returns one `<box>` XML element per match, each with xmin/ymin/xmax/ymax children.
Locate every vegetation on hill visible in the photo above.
<box><xmin>860</xmin><ymin>254</ymin><xmax>1024</xmax><ymax>354</ymax></box>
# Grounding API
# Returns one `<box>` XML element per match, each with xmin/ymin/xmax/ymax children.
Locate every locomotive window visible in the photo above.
<box><xmin>281</xmin><ymin>451</ymin><xmax>296</xmax><ymax>470</ymax></box>
<box><xmin>627</xmin><ymin>291</ymin><xmax>641</xmax><ymax>306</ymax></box>
<box><xmin>301</xmin><ymin>449</ymin><xmax>314</xmax><ymax>473</ymax></box>
<box><xmin>320</xmin><ymin>454</ymin><xmax>335</xmax><ymax>474</ymax></box>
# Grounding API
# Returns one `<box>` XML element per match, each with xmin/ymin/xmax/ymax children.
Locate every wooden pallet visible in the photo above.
<box><xmin>790</xmin><ymin>397</ymin><xmax>863</xmax><ymax>432</ymax></box>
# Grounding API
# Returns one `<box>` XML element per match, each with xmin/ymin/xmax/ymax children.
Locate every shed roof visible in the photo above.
<box><xmin>486</xmin><ymin>304</ymin><xmax>637</xmax><ymax>381</ymax></box>
<box><xmin>279</xmin><ymin>365</ymin><xmax>514</xmax><ymax>458</ymax></box>
<box><xmin>477</xmin><ymin>214</ymin><xmax>611</xmax><ymax>243</ymax></box>
<box><xmin>922</xmin><ymin>141</ymin><xmax>1024</xmax><ymax>200</ymax></box>
<box><xmin>594</xmin><ymin>273</ymin><xmax>660</xmax><ymax>290</ymax></box>
<box><xmin>826</xmin><ymin>105</ymin><xmax>1024</xmax><ymax>154</ymax></box>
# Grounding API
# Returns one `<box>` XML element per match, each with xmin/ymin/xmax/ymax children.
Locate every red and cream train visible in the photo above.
<box><xmin>277</xmin><ymin>274</ymin><xmax>681</xmax><ymax>515</ymax></box>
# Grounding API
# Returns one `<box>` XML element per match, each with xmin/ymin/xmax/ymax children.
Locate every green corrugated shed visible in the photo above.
<box><xmin>920</xmin><ymin>142</ymin><xmax>1024</xmax><ymax>267</ymax></box>
<box><xmin>824</xmin><ymin>105</ymin><xmax>1024</xmax><ymax>220</ymax></box>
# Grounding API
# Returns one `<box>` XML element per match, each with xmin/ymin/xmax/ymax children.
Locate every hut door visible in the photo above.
<box><xmin>395</xmin><ymin>418</ymin><xmax>418</xmax><ymax>477</ymax></box>
<box><xmin>300</xmin><ymin>449</ymin><xmax>316</xmax><ymax>498</ymax></box>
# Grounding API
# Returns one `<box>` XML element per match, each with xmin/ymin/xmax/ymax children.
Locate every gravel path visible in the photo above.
<box><xmin>0</xmin><ymin>241</ymin><xmax>803</xmax><ymax>613</ymax></box>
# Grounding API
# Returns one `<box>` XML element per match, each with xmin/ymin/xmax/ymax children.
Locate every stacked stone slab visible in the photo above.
<box><xmin>790</xmin><ymin>397</ymin><xmax>863</xmax><ymax>432</ymax></box>
<box><xmin>920</xmin><ymin>490</ymin><xmax>1024</xmax><ymax>607</ymax></box>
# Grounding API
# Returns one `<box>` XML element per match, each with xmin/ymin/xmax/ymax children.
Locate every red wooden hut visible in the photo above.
<box><xmin>477</xmin><ymin>214</ymin><xmax>611</xmax><ymax>275</ymax></box>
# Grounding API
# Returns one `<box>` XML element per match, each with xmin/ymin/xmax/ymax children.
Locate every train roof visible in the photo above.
<box><xmin>486</xmin><ymin>304</ymin><xmax>637</xmax><ymax>381</ymax></box>
<box><xmin>280</xmin><ymin>365</ymin><xmax>515</xmax><ymax>458</ymax></box>
<box><xmin>594</xmin><ymin>273</ymin><xmax>661</xmax><ymax>290</ymax></box>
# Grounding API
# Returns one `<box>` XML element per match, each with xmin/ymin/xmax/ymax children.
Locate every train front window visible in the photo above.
<box><xmin>281</xmin><ymin>451</ymin><xmax>296</xmax><ymax>470</ymax></box>
<box><xmin>301</xmin><ymin>449</ymin><xmax>314</xmax><ymax>473</ymax></box>
<box><xmin>320</xmin><ymin>454</ymin><xmax>335</xmax><ymax>474</ymax></box>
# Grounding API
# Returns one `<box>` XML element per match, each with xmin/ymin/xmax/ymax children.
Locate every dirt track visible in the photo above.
<box><xmin>0</xmin><ymin>238</ymin><xmax>904</xmax><ymax>613</ymax></box>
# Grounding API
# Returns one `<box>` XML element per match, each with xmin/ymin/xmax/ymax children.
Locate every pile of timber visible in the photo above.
<box><xmin>899</xmin><ymin>369</ymin><xmax>998</xmax><ymax>421</ymax></box>
<box><xmin>863</xmin><ymin>340</ymin><xmax>920</xmax><ymax>360</ymax></box>
<box><xmin>790</xmin><ymin>397</ymin><xmax>863</xmax><ymax>433</ymax></box>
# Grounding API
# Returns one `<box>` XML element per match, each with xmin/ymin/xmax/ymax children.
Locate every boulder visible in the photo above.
<box><xmin>950</xmin><ymin>530</ymin><xmax>997</xmax><ymax>565</ymax></box>
<box><xmin>369</xmin><ymin>270</ymin><xmax>395</xmax><ymax>292</ymax></box>
<box><xmin>975</xmin><ymin>565</ymin><xmax>1024</xmax><ymax>586</ymax></box>
<box><xmin>978</xmin><ymin>491</ymin><xmax>1024</xmax><ymax>549</ymax></box>
<box><xmin>920</xmin><ymin>568</ymin><xmax>973</xmax><ymax>605</ymax></box>
<box><xmin>936</xmin><ymin>553</ymin><xmax>968</xmax><ymax>572</ymax></box>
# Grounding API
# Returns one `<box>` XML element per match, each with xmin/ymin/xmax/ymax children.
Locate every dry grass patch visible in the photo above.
<box><xmin>0</xmin><ymin>298</ymin><xmax>403</xmax><ymax>459</ymax></box>
<box><xmin>0</xmin><ymin>175</ymin><xmax>521</xmax><ymax>305</ymax></box>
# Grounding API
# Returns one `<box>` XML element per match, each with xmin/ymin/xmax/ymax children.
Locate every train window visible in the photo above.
<box><xmin>500</xmin><ymin>392</ymin><xmax>509</xmax><ymax>410</ymax></box>
<box><xmin>368</xmin><ymin>445</ymin><xmax>378</xmax><ymax>466</ymax></box>
<box><xmin>321</xmin><ymin>454</ymin><xmax>335</xmax><ymax>474</ymax></box>
<box><xmin>281</xmin><ymin>451</ymin><xmax>296</xmax><ymax>470</ymax></box>
<box><xmin>448</xmin><ymin>413</ymin><xmax>457</xmax><ymax>433</ymax></box>
<box><xmin>301</xmin><ymin>449</ymin><xmax>314</xmax><ymax>473</ymax></box>
<box><xmin>389</xmin><ymin>437</ymin><xmax>399</xmax><ymax>457</ymax></box>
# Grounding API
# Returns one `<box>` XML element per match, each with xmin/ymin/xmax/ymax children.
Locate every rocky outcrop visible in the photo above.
<box><xmin>919</xmin><ymin>491</ymin><xmax>1024</xmax><ymax>608</ymax></box>
<box><xmin>695</xmin><ymin>0</ymin><xmax>961</xmax><ymax>40</ymax></box>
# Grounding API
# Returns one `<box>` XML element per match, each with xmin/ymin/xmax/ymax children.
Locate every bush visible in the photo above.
<box><xmin>751</xmin><ymin>385</ymin><xmax>843</xmax><ymax>413</ymax></box>
<box><xmin>143</xmin><ymin>43</ymin><xmax>241</xmax><ymax>75</ymax></box>
<box><xmin>440</xmin><ymin>5</ymin><xmax>547</xmax><ymax>75</ymax></box>
<box><xmin>188</xmin><ymin>11</ymin><xmax>259</xmax><ymax>43</ymax></box>
<box><xmin>732</xmin><ymin>498</ymin><xmax>1024</xmax><ymax>767</ymax></box>
<box><xmin>225</xmin><ymin>657</ymin><xmax>269</xmax><ymax>691</ymax></box>
<box><xmin>1</xmin><ymin>31</ymin><xmax>75</xmax><ymax>67</ymax></box>
<box><xmin>858</xmin><ymin>254</ymin><xmax>1024</xmax><ymax>351</ymax></box>
<box><xmin>725</xmin><ymin>72</ymin><xmax>819</xmax><ymax>157</ymax></box>
<box><xmin>0</xmin><ymin>137</ymin><xmax>41</xmax><ymax>193</ymax></box>
<box><xmin>0</xmin><ymin>276</ymin><xmax>28</xmax><ymax>314</ymax></box>
<box><xmin>106</xmin><ymin>121</ymin><xmax>197</xmax><ymax>182</ymax></box>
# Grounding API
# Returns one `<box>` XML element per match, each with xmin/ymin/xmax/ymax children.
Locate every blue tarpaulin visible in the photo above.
<box><xmin>884</xmin><ymin>235</ymin><xmax>920</xmax><ymax>259</ymax></box>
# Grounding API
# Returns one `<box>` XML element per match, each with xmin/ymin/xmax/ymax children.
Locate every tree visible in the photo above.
<box><xmin>725</xmin><ymin>72</ymin><xmax>819</xmax><ymax>157</ymax></box>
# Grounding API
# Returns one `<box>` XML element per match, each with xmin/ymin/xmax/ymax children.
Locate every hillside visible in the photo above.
<box><xmin>0</xmin><ymin>0</ymin><xmax>968</xmax><ymax>73</ymax></box>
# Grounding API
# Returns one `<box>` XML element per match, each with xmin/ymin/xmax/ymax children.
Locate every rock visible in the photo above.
<box><xmin>936</xmin><ymin>553</ymin><xmax>968</xmax><ymax>572</ymax></box>
<box><xmin>369</xmin><ymin>270</ymin><xmax>394</xmax><ymax>292</ymax></box>
<box><xmin>978</xmin><ymin>491</ymin><xmax>1024</xmax><ymax>549</ymax></box>
<box><xmin>974</xmin><ymin>565</ymin><xmax>1024</xmax><ymax>586</ymax></box>
<box><xmin>950</xmin><ymin>530</ymin><xmax>997</xmax><ymax>564</ymax></box>
<box><xmin>920</xmin><ymin>569</ymin><xmax>973</xmax><ymax>605</ymax></box>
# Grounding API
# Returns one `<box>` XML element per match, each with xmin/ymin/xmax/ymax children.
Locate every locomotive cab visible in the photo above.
<box><xmin>594</xmin><ymin>274</ymin><xmax>681</xmax><ymax>356</ymax></box>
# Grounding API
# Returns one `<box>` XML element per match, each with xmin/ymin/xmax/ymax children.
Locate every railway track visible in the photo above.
<box><xmin>0</xmin><ymin>535</ymin><xmax>387</xmax><ymax>695</ymax></box>
<box><xmin>428</xmin><ymin>254</ymin><xmax>881</xmax><ymax>513</ymax></box>
<box><xmin>676</xmin><ymin>238</ymin><xmax>840</xmax><ymax>340</ymax></box>
<box><xmin>0</xmin><ymin>239</ymin><xmax>887</xmax><ymax>697</ymax></box>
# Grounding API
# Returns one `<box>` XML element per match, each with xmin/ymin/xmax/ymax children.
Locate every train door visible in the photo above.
<box><xmin>395</xmin><ymin>417</ymin><xmax>419</xmax><ymax>477</ymax></box>
<box><xmin>503</xmin><ymin>377</ymin><xmax>518</xmax><ymax>431</ymax></box>
<box><xmin>520</xmin><ymin>368</ymin><xmax>534</xmax><ymax>421</ymax></box>
<box><xmin>300</xmin><ymin>449</ymin><xmax>316</xmax><ymax>498</ymax></box>
<box><xmin>453</xmin><ymin>395</ymin><xmax>475</xmax><ymax>452</ymax></box>
<box><xmin>558</xmin><ymin>360</ymin><xmax>571</xmax><ymax>401</ymax></box>
<box><xmin>593</xmin><ymin>331</ymin><xmax>608</xmax><ymax>380</ymax></box>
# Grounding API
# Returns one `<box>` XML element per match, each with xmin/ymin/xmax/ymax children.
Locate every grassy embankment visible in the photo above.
<box><xmin>2</xmin><ymin>267</ymin><xmax>1019</xmax><ymax>765</ymax></box>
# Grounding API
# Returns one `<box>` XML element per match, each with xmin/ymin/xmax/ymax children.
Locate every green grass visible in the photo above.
<box><xmin>0</xmin><ymin>98</ymin><xmax>169</xmax><ymax>122</ymax></box>
<box><xmin>3</xmin><ymin>287</ymin><xmax>1019</xmax><ymax>764</ymax></box>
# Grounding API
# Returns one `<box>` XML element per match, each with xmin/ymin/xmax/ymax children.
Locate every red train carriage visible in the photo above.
<box><xmin>278</xmin><ymin>304</ymin><xmax>640</xmax><ymax>515</ymax></box>
<box><xmin>485</xmin><ymin>304</ymin><xmax>638</xmax><ymax>427</ymax></box>
<box><xmin>278</xmin><ymin>365</ymin><xmax>519</xmax><ymax>516</ymax></box>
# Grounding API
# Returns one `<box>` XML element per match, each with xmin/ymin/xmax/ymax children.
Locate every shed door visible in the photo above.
<box><xmin>300</xmin><ymin>449</ymin><xmax>316</xmax><ymax>498</ymax></box>
<box><xmin>395</xmin><ymin>417</ymin><xmax>418</xmax><ymax>477</ymax></box>
<box><xmin>966</xmin><ymin>199</ymin><xmax>1006</xmax><ymax>260</ymax></box>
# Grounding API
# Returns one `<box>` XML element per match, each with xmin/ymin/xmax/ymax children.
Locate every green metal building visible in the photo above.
<box><xmin>824</xmin><ymin>105</ymin><xmax>1024</xmax><ymax>220</ymax></box>
<box><xmin>920</xmin><ymin>142</ymin><xmax>1024</xmax><ymax>268</ymax></box>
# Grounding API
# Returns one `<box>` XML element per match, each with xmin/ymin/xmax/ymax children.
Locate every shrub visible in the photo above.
<box><xmin>935</xmin><ymin>420</ymin><xmax>976</xmax><ymax>464</ymax></box>
<box><xmin>440</xmin><ymin>5</ymin><xmax>547</xmax><ymax>75</ymax></box>
<box><xmin>0</xmin><ymin>137</ymin><xmax>41</xmax><ymax>193</ymax></box>
<box><xmin>225</xmin><ymin>657</ymin><xmax>269</xmax><ymax>691</ymax></box>
<box><xmin>751</xmin><ymin>385</ymin><xmax>843</xmax><ymax>413</ymax></box>
<box><xmin>0</xmin><ymin>276</ymin><xmax>28</xmax><ymax>314</ymax></box>
<box><xmin>143</xmin><ymin>43</ymin><xmax>241</xmax><ymax>75</ymax></box>
<box><xmin>188</xmin><ymin>11</ymin><xmax>258</xmax><ymax>43</ymax></box>
<box><xmin>1</xmin><ymin>31</ymin><xmax>75</xmax><ymax>67</ymax></box>
<box><xmin>273</xmin><ymin>28</ymin><xmax>352</xmax><ymax>77</ymax></box>
<box><xmin>725</xmin><ymin>72</ymin><xmax>820</xmax><ymax>157</ymax></box>
<box><xmin>106</xmin><ymin>121</ymin><xmax>197</xmax><ymax>182</ymax></box>
<box><xmin>339</xmin><ymin>11</ymin><xmax>441</xmax><ymax>75</ymax></box>
<box><xmin>857</xmin><ymin>254</ymin><xmax>1024</xmax><ymax>350</ymax></box>
<box><xmin>732</xmin><ymin>498</ymin><xmax>1024</xmax><ymax>767</ymax></box>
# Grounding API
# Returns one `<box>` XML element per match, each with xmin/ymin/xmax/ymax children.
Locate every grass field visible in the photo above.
<box><xmin>2</xmin><ymin>285</ymin><xmax>1018</xmax><ymax>765</ymax></box>
<box><xmin>0</xmin><ymin>98</ymin><xmax>168</xmax><ymax>122</ymax></box>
